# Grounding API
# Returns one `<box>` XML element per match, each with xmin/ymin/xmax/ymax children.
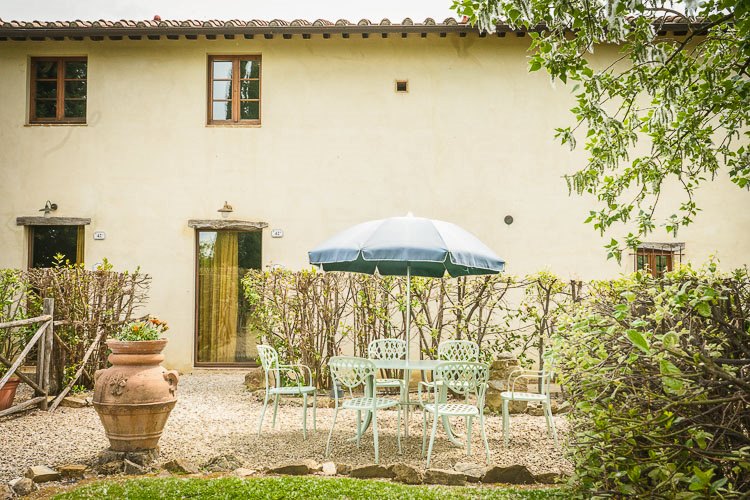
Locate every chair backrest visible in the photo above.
<box><xmin>438</xmin><ymin>340</ymin><xmax>479</xmax><ymax>362</ymax></box>
<box><xmin>328</xmin><ymin>356</ymin><xmax>375</xmax><ymax>390</ymax></box>
<box><xmin>257</xmin><ymin>345</ymin><xmax>279</xmax><ymax>371</ymax></box>
<box><xmin>368</xmin><ymin>338</ymin><xmax>406</xmax><ymax>360</ymax></box>
<box><xmin>434</xmin><ymin>361</ymin><xmax>489</xmax><ymax>397</ymax></box>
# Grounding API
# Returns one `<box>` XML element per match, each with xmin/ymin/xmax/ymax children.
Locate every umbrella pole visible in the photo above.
<box><xmin>406</xmin><ymin>265</ymin><xmax>411</xmax><ymax>360</ymax></box>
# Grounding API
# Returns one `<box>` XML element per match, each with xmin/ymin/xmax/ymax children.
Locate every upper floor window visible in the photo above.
<box><xmin>634</xmin><ymin>243</ymin><xmax>684</xmax><ymax>277</ymax></box>
<box><xmin>208</xmin><ymin>55</ymin><xmax>261</xmax><ymax>125</ymax></box>
<box><xmin>30</xmin><ymin>57</ymin><xmax>87</xmax><ymax>123</ymax></box>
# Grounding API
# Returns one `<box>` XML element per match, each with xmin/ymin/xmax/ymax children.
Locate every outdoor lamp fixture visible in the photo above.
<box><xmin>217</xmin><ymin>201</ymin><xmax>233</xmax><ymax>218</ymax></box>
<box><xmin>39</xmin><ymin>200</ymin><xmax>58</xmax><ymax>217</ymax></box>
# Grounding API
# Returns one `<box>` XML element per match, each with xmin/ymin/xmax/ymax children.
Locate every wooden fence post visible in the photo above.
<box><xmin>40</xmin><ymin>298</ymin><xmax>54</xmax><ymax>411</ymax></box>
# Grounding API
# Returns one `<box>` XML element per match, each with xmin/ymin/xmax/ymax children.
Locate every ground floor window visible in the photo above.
<box><xmin>196</xmin><ymin>230</ymin><xmax>262</xmax><ymax>365</ymax></box>
<box><xmin>634</xmin><ymin>243</ymin><xmax>684</xmax><ymax>277</ymax></box>
<box><xmin>29</xmin><ymin>225</ymin><xmax>84</xmax><ymax>268</ymax></box>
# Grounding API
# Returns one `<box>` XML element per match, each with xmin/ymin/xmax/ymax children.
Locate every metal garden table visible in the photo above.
<box><xmin>353</xmin><ymin>358</ymin><xmax>463</xmax><ymax>446</ymax></box>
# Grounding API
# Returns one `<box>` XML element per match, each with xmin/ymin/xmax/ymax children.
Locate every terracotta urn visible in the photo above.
<box><xmin>93</xmin><ymin>339</ymin><xmax>178</xmax><ymax>451</ymax></box>
<box><xmin>0</xmin><ymin>376</ymin><xmax>20</xmax><ymax>411</ymax></box>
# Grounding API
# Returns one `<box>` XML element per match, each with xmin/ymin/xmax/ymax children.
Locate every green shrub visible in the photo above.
<box><xmin>555</xmin><ymin>263</ymin><xmax>750</xmax><ymax>497</ymax></box>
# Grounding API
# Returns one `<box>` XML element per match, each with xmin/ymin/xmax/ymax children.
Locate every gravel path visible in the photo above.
<box><xmin>0</xmin><ymin>371</ymin><xmax>570</xmax><ymax>482</ymax></box>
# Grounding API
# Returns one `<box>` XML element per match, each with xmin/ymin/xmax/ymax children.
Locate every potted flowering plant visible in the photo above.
<box><xmin>93</xmin><ymin>316</ymin><xmax>179</xmax><ymax>452</ymax></box>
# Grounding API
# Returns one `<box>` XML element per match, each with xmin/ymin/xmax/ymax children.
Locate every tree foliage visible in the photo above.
<box><xmin>555</xmin><ymin>263</ymin><xmax>750</xmax><ymax>496</ymax></box>
<box><xmin>453</xmin><ymin>0</ymin><xmax>750</xmax><ymax>260</ymax></box>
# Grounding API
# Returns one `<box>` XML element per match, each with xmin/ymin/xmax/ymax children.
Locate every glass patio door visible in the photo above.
<box><xmin>195</xmin><ymin>230</ymin><xmax>261</xmax><ymax>365</ymax></box>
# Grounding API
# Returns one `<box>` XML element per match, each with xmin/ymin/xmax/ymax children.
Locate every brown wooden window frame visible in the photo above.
<box><xmin>207</xmin><ymin>55</ymin><xmax>262</xmax><ymax>126</ymax></box>
<box><xmin>29</xmin><ymin>56</ymin><xmax>87</xmax><ymax>124</ymax></box>
<box><xmin>634</xmin><ymin>245</ymin><xmax>683</xmax><ymax>277</ymax></box>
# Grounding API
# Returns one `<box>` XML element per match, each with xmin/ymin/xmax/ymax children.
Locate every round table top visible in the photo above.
<box><xmin>370</xmin><ymin>359</ymin><xmax>443</xmax><ymax>371</ymax></box>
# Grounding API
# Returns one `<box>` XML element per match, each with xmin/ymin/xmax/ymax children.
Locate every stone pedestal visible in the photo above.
<box><xmin>485</xmin><ymin>354</ymin><xmax>527</xmax><ymax>414</ymax></box>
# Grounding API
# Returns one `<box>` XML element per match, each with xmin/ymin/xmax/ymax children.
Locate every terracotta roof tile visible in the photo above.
<box><xmin>0</xmin><ymin>16</ymin><xmax>698</xmax><ymax>40</ymax></box>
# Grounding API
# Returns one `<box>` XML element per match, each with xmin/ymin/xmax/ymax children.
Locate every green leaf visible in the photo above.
<box><xmin>626</xmin><ymin>329</ymin><xmax>650</xmax><ymax>354</ymax></box>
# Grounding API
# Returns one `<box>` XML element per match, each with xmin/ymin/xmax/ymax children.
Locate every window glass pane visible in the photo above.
<box><xmin>64</xmin><ymin>81</ymin><xmax>86</xmax><ymax>98</ymax></box>
<box><xmin>212</xmin><ymin>81</ymin><xmax>232</xmax><ymax>100</ymax></box>
<box><xmin>240</xmin><ymin>80</ymin><xmax>259</xmax><ymax>100</ymax></box>
<box><xmin>212</xmin><ymin>101</ymin><xmax>232</xmax><ymax>121</ymax></box>
<box><xmin>64</xmin><ymin>100</ymin><xmax>86</xmax><ymax>118</ymax></box>
<box><xmin>35</xmin><ymin>81</ymin><xmax>57</xmax><ymax>99</ymax></box>
<box><xmin>212</xmin><ymin>60</ymin><xmax>233</xmax><ymax>79</ymax></box>
<box><xmin>64</xmin><ymin>61</ymin><xmax>87</xmax><ymax>79</ymax></box>
<box><xmin>197</xmin><ymin>230</ymin><xmax>262</xmax><ymax>364</ymax></box>
<box><xmin>240</xmin><ymin>101</ymin><xmax>259</xmax><ymax>120</ymax></box>
<box><xmin>240</xmin><ymin>60</ymin><xmax>259</xmax><ymax>78</ymax></box>
<box><xmin>655</xmin><ymin>255</ymin><xmax>668</xmax><ymax>275</ymax></box>
<box><xmin>636</xmin><ymin>255</ymin><xmax>646</xmax><ymax>270</ymax></box>
<box><xmin>31</xmin><ymin>225</ymin><xmax>81</xmax><ymax>268</ymax></box>
<box><xmin>35</xmin><ymin>100</ymin><xmax>57</xmax><ymax>118</ymax></box>
<box><xmin>35</xmin><ymin>61</ymin><xmax>57</xmax><ymax>79</ymax></box>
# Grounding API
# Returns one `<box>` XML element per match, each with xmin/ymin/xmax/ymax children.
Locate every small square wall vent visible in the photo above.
<box><xmin>395</xmin><ymin>80</ymin><xmax>408</xmax><ymax>93</ymax></box>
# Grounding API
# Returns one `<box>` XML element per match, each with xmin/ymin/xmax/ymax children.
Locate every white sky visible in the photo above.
<box><xmin>0</xmin><ymin>0</ymin><xmax>457</xmax><ymax>22</ymax></box>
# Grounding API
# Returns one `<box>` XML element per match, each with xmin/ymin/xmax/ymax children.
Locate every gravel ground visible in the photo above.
<box><xmin>0</xmin><ymin>371</ymin><xmax>570</xmax><ymax>483</ymax></box>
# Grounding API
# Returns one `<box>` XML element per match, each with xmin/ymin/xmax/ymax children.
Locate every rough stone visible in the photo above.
<box><xmin>484</xmin><ymin>356</ymin><xmax>528</xmax><ymax>414</ymax></box>
<box><xmin>60</xmin><ymin>396</ymin><xmax>87</xmax><ymax>408</ymax></box>
<box><xmin>0</xmin><ymin>483</ymin><xmax>13</xmax><ymax>500</ymax></box>
<box><xmin>97</xmin><ymin>461</ymin><xmax>123</xmax><ymax>475</ymax></box>
<box><xmin>335</xmin><ymin>463</ymin><xmax>351</xmax><ymax>475</ymax></box>
<box><xmin>8</xmin><ymin>477</ymin><xmax>35</xmax><ymax>496</ymax></box>
<box><xmin>389</xmin><ymin>463</ymin><xmax>422</xmax><ymax>484</ymax></box>
<box><xmin>244</xmin><ymin>368</ymin><xmax>265</xmax><ymax>391</ymax></box>
<box><xmin>163</xmin><ymin>459</ymin><xmax>200</xmax><ymax>475</ymax></box>
<box><xmin>534</xmin><ymin>472</ymin><xmax>563</xmax><ymax>484</ymax></box>
<box><xmin>59</xmin><ymin>464</ymin><xmax>87</xmax><ymax>479</ymax></box>
<box><xmin>453</xmin><ymin>462</ymin><xmax>485</xmax><ymax>483</ymax></box>
<box><xmin>25</xmin><ymin>465</ymin><xmax>61</xmax><ymax>483</ymax></box>
<box><xmin>551</xmin><ymin>400</ymin><xmax>570</xmax><ymax>415</ymax></box>
<box><xmin>320</xmin><ymin>462</ymin><xmax>337</xmax><ymax>476</ymax></box>
<box><xmin>269</xmin><ymin>459</ymin><xmax>318</xmax><ymax>476</ymax></box>
<box><xmin>424</xmin><ymin>468</ymin><xmax>466</xmax><ymax>486</ymax></box>
<box><xmin>233</xmin><ymin>468</ymin><xmax>257</xmax><ymax>477</ymax></box>
<box><xmin>202</xmin><ymin>453</ymin><xmax>243</xmax><ymax>472</ymax></box>
<box><xmin>123</xmin><ymin>459</ymin><xmax>148</xmax><ymax>475</ymax></box>
<box><xmin>527</xmin><ymin>404</ymin><xmax>545</xmax><ymax>416</ymax></box>
<box><xmin>349</xmin><ymin>464</ymin><xmax>395</xmax><ymax>479</ymax></box>
<box><xmin>482</xmin><ymin>465</ymin><xmax>536</xmax><ymax>485</ymax></box>
<box><xmin>97</xmin><ymin>448</ymin><xmax>159</xmax><ymax>467</ymax></box>
<box><xmin>125</xmin><ymin>449</ymin><xmax>160</xmax><ymax>466</ymax></box>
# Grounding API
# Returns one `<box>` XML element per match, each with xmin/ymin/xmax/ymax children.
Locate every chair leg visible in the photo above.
<box><xmin>326</xmin><ymin>407</ymin><xmax>339</xmax><ymax>458</ymax></box>
<box><xmin>480</xmin><ymin>412</ymin><xmax>490</xmax><ymax>462</ymax></box>
<box><xmin>422</xmin><ymin>408</ymin><xmax>428</xmax><ymax>457</ymax></box>
<box><xmin>272</xmin><ymin>394</ymin><xmax>280</xmax><ymax>429</ymax></box>
<box><xmin>313</xmin><ymin>391</ymin><xmax>317</xmax><ymax>432</ymax></box>
<box><xmin>258</xmin><ymin>390</ymin><xmax>269</xmax><ymax>436</ymax></box>
<box><xmin>545</xmin><ymin>402</ymin><xmax>558</xmax><ymax>446</ymax></box>
<box><xmin>466</xmin><ymin>416</ymin><xmax>473</xmax><ymax>456</ymax></box>
<box><xmin>302</xmin><ymin>393</ymin><xmax>308</xmax><ymax>440</ymax></box>
<box><xmin>426</xmin><ymin>411</ymin><xmax>439</xmax><ymax>469</ymax></box>
<box><xmin>397</xmin><ymin>402</ymin><xmax>402</xmax><ymax>454</ymax></box>
<box><xmin>356</xmin><ymin>410</ymin><xmax>362</xmax><ymax>447</ymax></box>
<box><xmin>503</xmin><ymin>399</ymin><xmax>510</xmax><ymax>448</ymax></box>
<box><xmin>372</xmin><ymin>410</ymin><xmax>380</xmax><ymax>465</ymax></box>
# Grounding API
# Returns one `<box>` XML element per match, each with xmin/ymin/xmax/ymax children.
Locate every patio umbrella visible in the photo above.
<box><xmin>308</xmin><ymin>214</ymin><xmax>505</xmax><ymax>359</ymax></box>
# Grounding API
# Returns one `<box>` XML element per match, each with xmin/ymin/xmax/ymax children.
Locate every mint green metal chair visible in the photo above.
<box><xmin>418</xmin><ymin>340</ymin><xmax>479</xmax><ymax>406</ymax></box>
<box><xmin>501</xmin><ymin>365</ymin><xmax>558</xmax><ymax>446</ymax></box>
<box><xmin>368</xmin><ymin>338</ymin><xmax>407</xmax><ymax>430</ymax></box>
<box><xmin>326</xmin><ymin>356</ymin><xmax>401</xmax><ymax>465</ymax></box>
<box><xmin>422</xmin><ymin>361</ymin><xmax>490</xmax><ymax>468</ymax></box>
<box><xmin>257</xmin><ymin>345</ymin><xmax>317</xmax><ymax>439</ymax></box>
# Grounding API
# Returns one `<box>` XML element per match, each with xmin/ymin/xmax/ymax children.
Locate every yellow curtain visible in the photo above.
<box><xmin>198</xmin><ymin>231</ymin><xmax>239</xmax><ymax>362</ymax></box>
<box><xmin>75</xmin><ymin>226</ymin><xmax>85</xmax><ymax>264</ymax></box>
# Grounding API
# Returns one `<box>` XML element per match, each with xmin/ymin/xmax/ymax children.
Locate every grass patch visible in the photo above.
<box><xmin>54</xmin><ymin>476</ymin><xmax>566</xmax><ymax>499</ymax></box>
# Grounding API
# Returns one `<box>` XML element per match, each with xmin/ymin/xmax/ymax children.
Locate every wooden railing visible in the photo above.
<box><xmin>0</xmin><ymin>298</ymin><xmax>54</xmax><ymax>417</ymax></box>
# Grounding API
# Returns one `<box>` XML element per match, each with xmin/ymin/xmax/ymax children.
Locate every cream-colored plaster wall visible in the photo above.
<box><xmin>1</xmin><ymin>36</ymin><xmax>748</xmax><ymax>371</ymax></box>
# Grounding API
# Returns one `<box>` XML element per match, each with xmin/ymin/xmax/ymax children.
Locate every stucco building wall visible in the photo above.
<box><xmin>1</xmin><ymin>35</ymin><xmax>748</xmax><ymax>371</ymax></box>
